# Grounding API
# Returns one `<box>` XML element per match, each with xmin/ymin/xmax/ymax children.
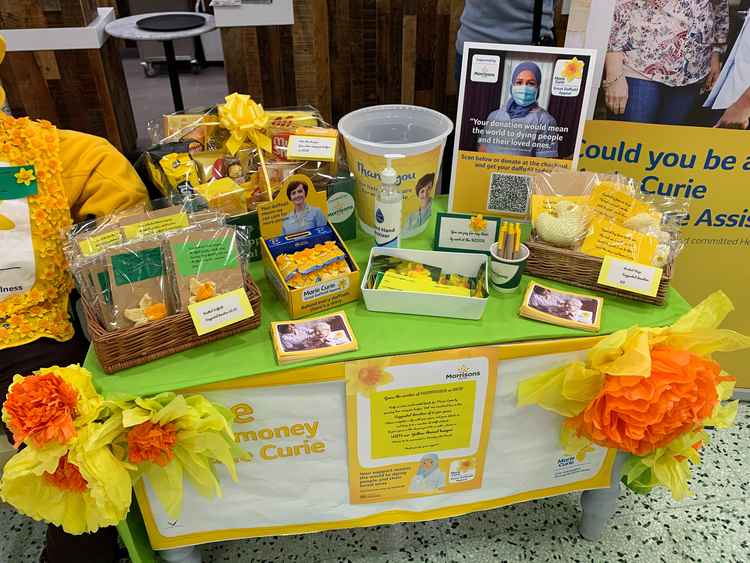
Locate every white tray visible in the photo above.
<box><xmin>361</xmin><ymin>247</ymin><xmax>489</xmax><ymax>320</ymax></box>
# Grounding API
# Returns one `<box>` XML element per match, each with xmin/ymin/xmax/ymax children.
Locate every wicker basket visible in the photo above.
<box><xmin>525</xmin><ymin>238</ymin><xmax>671</xmax><ymax>305</ymax></box>
<box><xmin>86</xmin><ymin>279</ymin><xmax>262</xmax><ymax>374</ymax></box>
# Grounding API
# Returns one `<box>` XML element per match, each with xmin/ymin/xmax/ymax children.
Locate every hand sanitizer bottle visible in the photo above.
<box><xmin>374</xmin><ymin>153</ymin><xmax>404</xmax><ymax>247</ymax></box>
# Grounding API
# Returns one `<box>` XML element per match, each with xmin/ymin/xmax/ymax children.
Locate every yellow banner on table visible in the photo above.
<box><xmin>133</xmin><ymin>339</ymin><xmax>615</xmax><ymax>549</ymax></box>
<box><xmin>580</xmin><ymin>120</ymin><xmax>750</xmax><ymax>389</ymax></box>
<box><xmin>345</xmin><ymin>350</ymin><xmax>497</xmax><ymax>504</ymax></box>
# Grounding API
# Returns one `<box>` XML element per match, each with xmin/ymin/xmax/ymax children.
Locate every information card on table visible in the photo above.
<box><xmin>597</xmin><ymin>256</ymin><xmax>663</xmax><ymax>297</ymax></box>
<box><xmin>345</xmin><ymin>350</ymin><xmax>497</xmax><ymax>503</ymax></box>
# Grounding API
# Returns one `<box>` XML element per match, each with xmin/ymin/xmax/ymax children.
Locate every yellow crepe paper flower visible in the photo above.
<box><xmin>0</xmin><ymin>415</ymin><xmax>132</xmax><ymax>535</ymax></box>
<box><xmin>518</xmin><ymin>291</ymin><xmax>750</xmax><ymax>418</ymax></box>
<box><xmin>518</xmin><ymin>291</ymin><xmax>748</xmax><ymax>500</ymax></box>
<box><xmin>469</xmin><ymin>215</ymin><xmax>487</xmax><ymax>233</ymax></box>
<box><xmin>345</xmin><ymin>358</ymin><xmax>394</xmax><ymax>397</ymax></box>
<box><xmin>14</xmin><ymin>167</ymin><xmax>35</xmax><ymax>186</ymax></box>
<box><xmin>560</xmin><ymin>57</ymin><xmax>584</xmax><ymax>82</ymax></box>
<box><xmin>118</xmin><ymin>393</ymin><xmax>249</xmax><ymax>520</ymax></box>
<box><xmin>2</xmin><ymin>364</ymin><xmax>104</xmax><ymax>448</ymax></box>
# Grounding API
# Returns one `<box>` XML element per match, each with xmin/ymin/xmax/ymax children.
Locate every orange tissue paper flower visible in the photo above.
<box><xmin>566</xmin><ymin>346</ymin><xmax>729</xmax><ymax>456</ymax></box>
<box><xmin>127</xmin><ymin>421</ymin><xmax>178</xmax><ymax>467</ymax></box>
<box><xmin>44</xmin><ymin>454</ymin><xmax>88</xmax><ymax>493</ymax></box>
<box><xmin>4</xmin><ymin>372</ymin><xmax>78</xmax><ymax>448</ymax></box>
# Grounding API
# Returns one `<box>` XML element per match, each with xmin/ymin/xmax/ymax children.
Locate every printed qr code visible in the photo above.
<box><xmin>486</xmin><ymin>173</ymin><xmax>532</xmax><ymax>215</ymax></box>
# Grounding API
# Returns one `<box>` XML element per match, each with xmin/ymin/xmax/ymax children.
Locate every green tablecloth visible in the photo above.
<box><xmin>86</xmin><ymin>198</ymin><xmax>691</xmax><ymax>398</ymax></box>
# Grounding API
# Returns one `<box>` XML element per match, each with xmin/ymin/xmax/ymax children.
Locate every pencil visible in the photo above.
<box><xmin>498</xmin><ymin>222</ymin><xmax>507</xmax><ymax>252</ymax></box>
<box><xmin>504</xmin><ymin>228</ymin><xmax>513</xmax><ymax>260</ymax></box>
<box><xmin>514</xmin><ymin>223</ymin><xmax>521</xmax><ymax>259</ymax></box>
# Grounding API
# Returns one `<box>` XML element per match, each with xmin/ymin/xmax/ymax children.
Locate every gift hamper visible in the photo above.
<box><xmin>65</xmin><ymin>205</ymin><xmax>261</xmax><ymax>373</ymax></box>
<box><xmin>524</xmin><ymin>171</ymin><xmax>687</xmax><ymax>305</ymax></box>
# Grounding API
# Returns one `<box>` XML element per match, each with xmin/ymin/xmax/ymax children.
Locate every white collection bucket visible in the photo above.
<box><xmin>338</xmin><ymin>105</ymin><xmax>453</xmax><ymax>239</ymax></box>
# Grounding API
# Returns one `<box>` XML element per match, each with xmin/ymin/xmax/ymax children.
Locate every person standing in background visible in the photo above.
<box><xmin>603</xmin><ymin>0</ymin><xmax>729</xmax><ymax>124</ymax></box>
<box><xmin>455</xmin><ymin>0</ymin><xmax>555</xmax><ymax>82</ymax></box>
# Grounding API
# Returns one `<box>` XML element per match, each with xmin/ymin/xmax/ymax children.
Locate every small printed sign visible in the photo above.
<box><xmin>470</xmin><ymin>54</ymin><xmax>501</xmax><ymax>83</ymax></box>
<box><xmin>597</xmin><ymin>256</ymin><xmax>663</xmax><ymax>297</ymax></box>
<box><xmin>79</xmin><ymin>230</ymin><xmax>124</xmax><ymax>257</ymax></box>
<box><xmin>122</xmin><ymin>212</ymin><xmax>190</xmax><ymax>241</ymax></box>
<box><xmin>551</xmin><ymin>58</ymin><xmax>584</xmax><ymax>97</ymax></box>
<box><xmin>287</xmin><ymin>135</ymin><xmax>338</xmax><ymax>161</ymax></box>
<box><xmin>434</xmin><ymin>212</ymin><xmax>503</xmax><ymax>255</ymax></box>
<box><xmin>188</xmin><ymin>288</ymin><xmax>254</xmax><ymax>336</ymax></box>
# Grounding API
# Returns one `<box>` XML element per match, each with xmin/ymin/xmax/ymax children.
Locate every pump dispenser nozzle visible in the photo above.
<box><xmin>382</xmin><ymin>153</ymin><xmax>405</xmax><ymax>185</ymax></box>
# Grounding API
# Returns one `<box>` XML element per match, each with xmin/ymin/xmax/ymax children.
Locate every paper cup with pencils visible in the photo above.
<box><xmin>489</xmin><ymin>222</ymin><xmax>529</xmax><ymax>293</ymax></box>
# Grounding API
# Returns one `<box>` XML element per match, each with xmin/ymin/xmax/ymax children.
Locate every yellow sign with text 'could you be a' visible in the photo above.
<box><xmin>580</xmin><ymin>121</ymin><xmax>750</xmax><ymax>389</ymax></box>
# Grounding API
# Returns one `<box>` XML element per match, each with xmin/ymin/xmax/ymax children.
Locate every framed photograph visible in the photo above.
<box><xmin>519</xmin><ymin>282</ymin><xmax>603</xmax><ymax>332</ymax></box>
<box><xmin>448</xmin><ymin>42</ymin><xmax>597</xmax><ymax>217</ymax></box>
<box><xmin>270</xmin><ymin>311</ymin><xmax>358</xmax><ymax>364</ymax></box>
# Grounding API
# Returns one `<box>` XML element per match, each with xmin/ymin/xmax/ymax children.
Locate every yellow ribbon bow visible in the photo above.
<box><xmin>218</xmin><ymin>93</ymin><xmax>272</xmax><ymax>156</ymax></box>
<box><xmin>217</xmin><ymin>92</ymin><xmax>273</xmax><ymax>199</ymax></box>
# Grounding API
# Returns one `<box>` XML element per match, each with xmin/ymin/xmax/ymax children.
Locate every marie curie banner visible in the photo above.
<box><xmin>580</xmin><ymin>121</ymin><xmax>750</xmax><ymax>389</ymax></box>
<box><xmin>135</xmin><ymin>342</ymin><xmax>614</xmax><ymax>549</ymax></box>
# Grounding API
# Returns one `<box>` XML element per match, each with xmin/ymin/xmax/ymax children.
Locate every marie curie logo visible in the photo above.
<box><xmin>471</xmin><ymin>54</ymin><xmax>500</xmax><ymax>83</ymax></box>
<box><xmin>302</xmin><ymin>278</ymin><xmax>349</xmax><ymax>302</ymax></box>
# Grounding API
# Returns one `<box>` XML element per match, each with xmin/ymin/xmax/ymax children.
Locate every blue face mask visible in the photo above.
<box><xmin>511</xmin><ymin>84</ymin><xmax>538</xmax><ymax>107</ymax></box>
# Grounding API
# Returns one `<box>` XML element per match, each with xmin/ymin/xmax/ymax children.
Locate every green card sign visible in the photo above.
<box><xmin>433</xmin><ymin>212</ymin><xmax>503</xmax><ymax>255</ymax></box>
<box><xmin>0</xmin><ymin>165</ymin><xmax>38</xmax><ymax>200</ymax></box>
<box><xmin>175</xmin><ymin>238</ymin><xmax>238</xmax><ymax>276</ymax></box>
<box><xmin>111</xmin><ymin>247</ymin><xmax>165</xmax><ymax>286</ymax></box>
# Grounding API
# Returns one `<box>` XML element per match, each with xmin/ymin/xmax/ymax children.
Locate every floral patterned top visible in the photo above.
<box><xmin>609</xmin><ymin>0</ymin><xmax>729</xmax><ymax>87</ymax></box>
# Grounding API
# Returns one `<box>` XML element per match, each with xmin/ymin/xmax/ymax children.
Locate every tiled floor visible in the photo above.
<box><xmin>1</xmin><ymin>403</ymin><xmax>747</xmax><ymax>563</ymax></box>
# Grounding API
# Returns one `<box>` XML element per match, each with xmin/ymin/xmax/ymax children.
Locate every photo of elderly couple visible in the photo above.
<box><xmin>520</xmin><ymin>282</ymin><xmax>603</xmax><ymax>332</ymax></box>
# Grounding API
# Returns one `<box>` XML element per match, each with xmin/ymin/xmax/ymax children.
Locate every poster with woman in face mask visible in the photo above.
<box><xmin>449</xmin><ymin>43</ymin><xmax>596</xmax><ymax>217</ymax></box>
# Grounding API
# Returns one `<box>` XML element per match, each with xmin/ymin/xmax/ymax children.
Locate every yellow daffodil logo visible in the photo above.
<box><xmin>346</xmin><ymin>359</ymin><xmax>394</xmax><ymax>397</ymax></box>
<box><xmin>14</xmin><ymin>167</ymin><xmax>35</xmax><ymax>186</ymax></box>
<box><xmin>575</xmin><ymin>444</ymin><xmax>594</xmax><ymax>462</ymax></box>
<box><xmin>469</xmin><ymin>214</ymin><xmax>487</xmax><ymax>233</ymax></box>
<box><xmin>560</xmin><ymin>58</ymin><xmax>584</xmax><ymax>82</ymax></box>
<box><xmin>458</xmin><ymin>458</ymin><xmax>476</xmax><ymax>472</ymax></box>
